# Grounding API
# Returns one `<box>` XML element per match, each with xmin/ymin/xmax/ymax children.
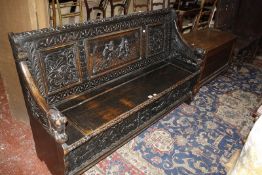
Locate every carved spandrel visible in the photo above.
<box><xmin>87</xmin><ymin>29</ymin><xmax>141</xmax><ymax>76</ymax></box>
<box><xmin>40</xmin><ymin>44</ymin><xmax>81</xmax><ymax>94</ymax></box>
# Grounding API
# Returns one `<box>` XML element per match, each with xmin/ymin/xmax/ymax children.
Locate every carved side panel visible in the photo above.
<box><xmin>25</xmin><ymin>88</ymin><xmax>49</xmax><ymax>129</ymax></box>
<box><xmin>147</xmin><ymin>24</ymin><xmax>166</xmax><ymax>57</ymax></box>
<box><xmin>86</xmin><ymin>28</ymin><xmax>142</xmax><ymax>77</ymax></box>
<box><xmin>25</xmin><ymin>42</ymin><xmax>46</xmax><ymax>97</ymax></box>
<box><xmin>40</xmin><ymin>44</ymin><xmax>82</xmax><ymax>94</ymax></box>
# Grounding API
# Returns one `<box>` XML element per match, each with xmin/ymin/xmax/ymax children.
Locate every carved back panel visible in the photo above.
<box><xmin>10</xmin><ymin>9</ymin><xmax>192</xmax><ymax>105</ymax></box>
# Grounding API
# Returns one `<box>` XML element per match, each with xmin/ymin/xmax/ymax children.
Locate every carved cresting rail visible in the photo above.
<box><xmin>9</xmin><ymin>9</ymin><xmax>203</xmax><ymax>175</ymax></box>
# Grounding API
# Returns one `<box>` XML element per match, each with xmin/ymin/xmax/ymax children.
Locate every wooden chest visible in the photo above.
<box><xmin>183</xmin><ymin>29</ymin><xmax>236</xmax><ymax>91</ymax></box>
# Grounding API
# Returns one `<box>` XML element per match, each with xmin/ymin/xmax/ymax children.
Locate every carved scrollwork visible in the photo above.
<box><xmin>47</xmin><ymin>53</ymin><xmax>164</xmax><ymax>104</ymax></box>
<box><xmin>13</xmin><ymin>9</ymin><xmax>169</xmax><ymax>47</ymax></box>
<box><xmin>11</xmin><ymin>10</ymin><xmax>171</xmax><ymax>105</ymax></box>
<box><xmin>11</xmin><ymin>9</ymin><xmax>199</xmax><ymax>106</ymax></box>
<box><xmin>66</xmin><ymin>81</ymin><xmax>192</xmax><ymax>172</ymax></box>
<box><xmin>26</xmin><ymin>89</ymin><xmax>68</xmax><ymax>144</ymax></box>
<box><xmin>25</xmin><ymin>43</ymin><xmax>46</xmax><ymax>97</ymax></box>
<box><xmin>26</xmin><ymin>88</ymin><xmax>49</xmax><ymax>128</ymax></box>
<box><xmin>167</xmin><ymin>9</ymin><xmax>204</xmax><ymax>69</ymax></box>
<box><xmin>42</xmin><ymin>46</ymin><xmax>80</xmax><ymax>93</ymax></box>
<box><xmin>148</xmin><ymin>24</ymin><xmax>165</xmax><ymax>56</ymax></box>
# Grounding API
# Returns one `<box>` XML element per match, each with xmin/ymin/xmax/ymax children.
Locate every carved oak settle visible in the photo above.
<box><xmin>9</xmin><ymin>9</ymin><xmax>203</xmax><ymax>175</ymax></box>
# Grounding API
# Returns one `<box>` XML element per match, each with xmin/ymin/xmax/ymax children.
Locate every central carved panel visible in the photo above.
<box><xmin>86</xmin><ymin>28</ymin><xmax>141</xmax><ymax>77</ymax></box>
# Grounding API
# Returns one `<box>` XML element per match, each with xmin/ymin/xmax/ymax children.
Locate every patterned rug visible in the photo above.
<box><xmin>85</xmin><ymin>64</ymin><xmax>262</xmax><ymax>175</ymax></box>
<box><xmin>191</xmin><ymin>64</ymin><xmax>262</xmax><ymax>138</ymax></box>
<box><xmin>86</xmin><ymin>104</ymin><xmax>242</xmax><ymax>175</ymax></box>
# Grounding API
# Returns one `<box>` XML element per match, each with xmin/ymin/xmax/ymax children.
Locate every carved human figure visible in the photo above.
<box><xmin>102</xmin><ymin>41</ymin><xmax>114</xmax><ymax>61</ymax></box>
<box><xmin>117</xmin><ymin>38</ymin><xmax>129</xmax><ymax>58</ymax></box>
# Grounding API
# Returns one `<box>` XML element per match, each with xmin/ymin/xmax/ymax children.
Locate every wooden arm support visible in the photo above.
<box><xmin>20</xmin><ymin>61</ymin><xmax>68</xmax><ymax>144</ymax></box>
<box><xmin>169</xmin><ymin>9</ymin><xmax>205</xmax><ymax>69</ymax></box>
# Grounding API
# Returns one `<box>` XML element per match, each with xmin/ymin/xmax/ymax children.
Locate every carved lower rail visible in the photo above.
<box><xmin>65</xmin><ymin>79</ymin><xmax>194</xmax><ymax>174</ymax></box>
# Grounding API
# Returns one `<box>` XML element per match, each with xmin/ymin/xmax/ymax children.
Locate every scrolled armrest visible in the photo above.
<box><xmin>169</xmin><ymin>9</ymin><xmax>205</xmax><ymax>68</ymax></box>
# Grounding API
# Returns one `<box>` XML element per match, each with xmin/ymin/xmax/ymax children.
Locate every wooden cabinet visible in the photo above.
<box><xmin>214</xmin><ymin>0</ymin><xmax>239</xmax><ymax>32</ymax></box>
<box><xmin>183</xmin><ymin>29</ymin><xmax>236</xmax><ymax>91</ymax></box>
<box><xmin>214</xmin><ymin>0</ymin><xmax>262</xmax><ymax>64</ymax></box>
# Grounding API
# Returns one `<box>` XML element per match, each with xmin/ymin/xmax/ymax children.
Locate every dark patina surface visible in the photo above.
<box><xmin>9</xmin><ymin>9</ymin><xmax>203</xmax><ymax>175</ymax></box>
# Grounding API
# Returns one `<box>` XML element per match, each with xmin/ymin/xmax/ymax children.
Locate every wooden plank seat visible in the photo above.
<box><xmin>9</xmin><ymin>9</ymin><xmax>203</xmax><ymax>175</ymax></box>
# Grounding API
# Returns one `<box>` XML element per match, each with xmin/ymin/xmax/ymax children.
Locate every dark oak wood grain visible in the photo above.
<box><xmin>63</xmin><ymin>63</ymin><xmax>190</xmax><ymax>134</ymax></box>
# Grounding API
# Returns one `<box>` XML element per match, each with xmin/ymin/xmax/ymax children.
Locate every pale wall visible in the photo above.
<box><xmin>0</xmin><ymin>0</ymin><xmax>49</xmax><ymax>123</ymax></box>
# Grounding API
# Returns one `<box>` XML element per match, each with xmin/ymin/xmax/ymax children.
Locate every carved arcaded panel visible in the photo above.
<box><xmin>86</xmin><ymin>28</ymin><xmax>142</xmax><ymax>77</ymax></box>
<box><xmin>40</xmin><ymin>44</ymin><xmax>82</xmax><ymax>94</ymax></box>
<box><xmin>147</xmin><ymin>23</ymin><xmax>166</xmax><ymax>57</ymax></box>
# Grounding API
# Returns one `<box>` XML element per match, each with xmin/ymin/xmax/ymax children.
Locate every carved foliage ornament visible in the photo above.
<box><xmin>11</xmin><ymin>10</ymin><xmax>201</xmax><ymax>105</ymax></box>
<box><xmin>26</xmin><ymin>89</ymin><xmax>68</xmax><ymax>144</ymax></box>
<box><xmin>148</xmin><ymin>24</ymin><xmax>165</xmax><ymax>56</ymax></box>
<box><xmin>14</xmin><ymin>10</ymin><xmax>169</xmax><ymax>48</ymax></box>
<box><xmin>41</xmin><ymin>45</ymin><xmax>81</xmax><ymax>94</ymax></box>
<box><xmin>19</xmin><ymin>11</ymin><xmax>169</xmax><ymax>102</ymax></box>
